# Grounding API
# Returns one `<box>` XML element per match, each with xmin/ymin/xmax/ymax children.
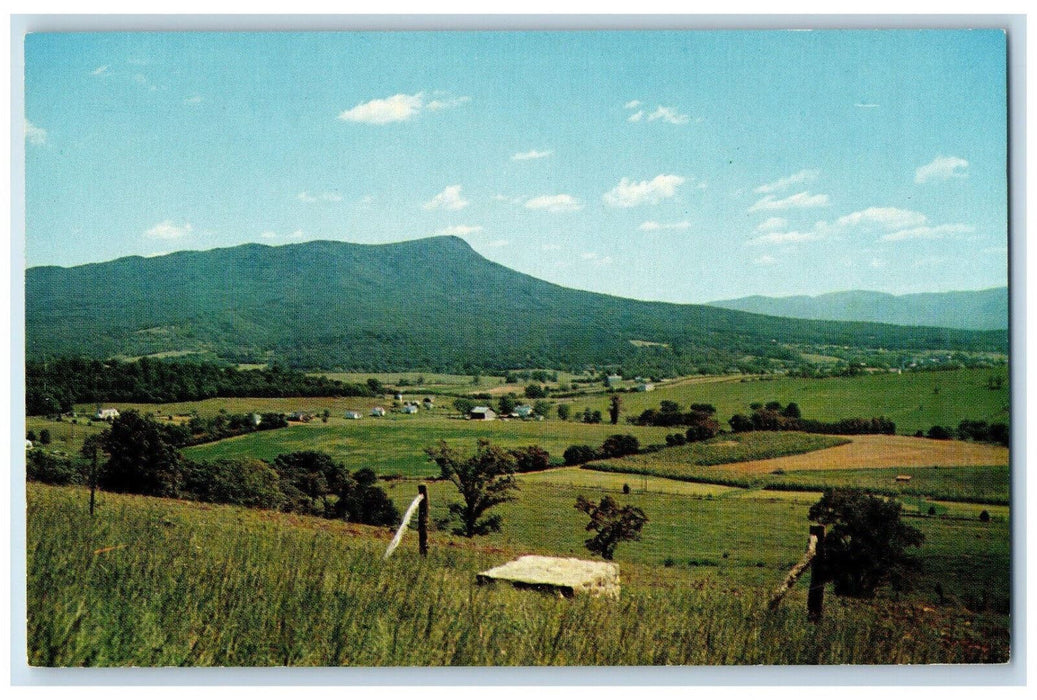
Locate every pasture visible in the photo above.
<box><xmin>183</xmin><ymin>415</ymin><xmax>678</xmax><ymax>477</ymax></box>
<box><xmin>27</xmin><ymin>483</ymin><xmax>1010</xmax><ymax>666</ymax></box>
<box><xmin>577</xmin><ymin>368</ymin><xmax>1009</xmax><ymax>436</ymax></box>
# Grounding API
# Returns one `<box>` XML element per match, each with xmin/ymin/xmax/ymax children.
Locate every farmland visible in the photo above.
<box><xmin>27</xmin><ymin>483</ymin><xmax>1009</xmax><ymax>666</ymax></box>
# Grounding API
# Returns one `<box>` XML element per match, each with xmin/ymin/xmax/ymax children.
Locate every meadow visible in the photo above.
<box><xmin>182</xmin><ymin>416</ymin><xmax>677</xmax><ymax>477</ymax></box>
<box><xmin>576</xmin><ymin>368</ymin><xmax>1009</xmax><ymax>436</ymax></box>
<box><xmin>27</xmin><ymin>484</ymin><xmax>1009</xmax><ymax>666</ymax></box>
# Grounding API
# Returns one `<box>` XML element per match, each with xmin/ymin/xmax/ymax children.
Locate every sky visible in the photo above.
<box><xmin>23</xmin><ymin>30</ymin><xmax>1008</xmax><ymax>303</ymax></box>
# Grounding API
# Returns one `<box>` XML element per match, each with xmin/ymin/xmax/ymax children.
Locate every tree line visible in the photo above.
<box><xmin>26</xmin><ymin>357</ymin><xmax>379</xmax><ymax>415</ymax></box>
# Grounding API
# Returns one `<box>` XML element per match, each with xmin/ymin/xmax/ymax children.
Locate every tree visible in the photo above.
<box><xmin>332</xmin><ymin>467</ymin><xmax>400</xmax><ymax>526</ymax></box>
<box><xmin>510</xmin><ymin>445</ymin><xmax>551</xmax><ymax>473</ymax></box>
<box><xmin>498</xmin><ymin>394</ymin><xmax>517</xmax><ymax>417</ymax></box>
<box><xmin>271</xmin><ymin>451</ymin><xmax>350</xmax><ymax>517</ymax></box>
<box><xmin>574</xmin><ymin>495</ymin><xmax>648</xmax><ymax>560</ymax></box>
<box><xmin>609</xmin><ymin>395</ymin><xmax>622</xmax><ymax>425</ymax></box>
<box><xmin>533</xmin><ymin>400</ymin><xmax>551</xmax><ymax>418</ymax></box>
<box><xmin>563</xmin><ymin>444</ymin><xmax>597</xmax><ymax>465</ymax></box>
<box><xmin>424</xmin><ymin>439</ymin><xmax>518</xmax><ymax>537</ymax></box>
<box><xmin>38</xmin><ymin>429</ymin><xmax>52</xmax><ymax>445</ymax></box>
<box><xmin>367</xmin><ymin>377</ymin><xmax>385</xmax><ymax>395</ymax></box>
<box><xmin>782</xmin><ymin>402</ymin><xmax>802</xmax><ymax>419</ymax></box>
<box><xmin>524</xmin><ymin>383</ymin><xmax>547</xmax><ymax>399</ymax></box>
<box><xmin>453</xmin><ymin>397</ymin><xmax>475</xmax><ymax>417</ymax></box>
<box><xmin>99</xmin><ymin>410</ymin><xmax>182</xmax><ymax>497</ymax></box>
<box><xmin>600</xmin><ymin>434</ymin><xmax>639</xmax><ymax>458</ymax></box>
<box><xmin>808</xmin><ymin>488</ymin><xmax>925</xmax><ymax>597</ymax></box>
<box><xmin>557</xmin><ymin>404</ymin><xmax>571</xmax><ymax>421</ymax></box>
<box><xmin>26</xmin><ymin>430</ymin><xmax>37</xmax><ymax>442</ymax></box>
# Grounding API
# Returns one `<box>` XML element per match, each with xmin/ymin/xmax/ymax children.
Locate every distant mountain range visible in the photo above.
<box><xmin>25</xmin><ymin>237</ymin><xmax>1007</xmax><ymax>373</ymax></box>
<box><xmin>709</xmin><ymin>288</ymin><xmax>1008</xmax><ymax>331</ymax></box>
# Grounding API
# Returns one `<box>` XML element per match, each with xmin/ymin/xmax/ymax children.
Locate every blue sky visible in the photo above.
<box><xmin>23</xmin><ymin>30</ymin><xmax>1007</xmax><ymax>302</ymax></box>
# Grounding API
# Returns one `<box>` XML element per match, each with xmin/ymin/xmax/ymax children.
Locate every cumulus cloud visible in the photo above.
<box><xmin>748</xmin><ymin>191</ymin><xmax>829</xmax><ymax>212</ymax></box>
<box><xmin>144</xmin><ymin>220</ymin><xmax>193</xmax><ymax>240</ymax></box>
<box><xmin>525</xmin><ymin>194</ymin><xmax>584</xmax><ymax>213</ymax></box>
<box><xmin>627</xmin><ymin>111</ymin><xmax>644</xmax><ymax>122</ymax></box>
<box><xmin>915</xmin><ymin>156</ymin><xmax>969</xmax><ymax>183</ymax></box>
<box><xmin>603</xmin><ymin>175</ymin><xmax>685</xmax><ymax>207</ymax></box>
<box><xmin>880</xmin><ymin>223</ymin><xmax>975</xmax><ymax>242</ymax></box>
<box><xmin>435</xmin><ymin>224</ymin><xmax>484</xmax><ymax>236</ymax></box>
<box><xmin>338</xmin><ymin>91</ymin><xmax>468</xmax><ymax>124</ymax></box>
<box><xmin>755</xmin><ymin>217</ymin><xmax>789</xmax><ymax>232</ymax></box>
<box><xmin>747</xmin><ymin>230</ymin><xmax>824</xmax><ymax>245</ymax></box>
<box><xmin>511</xmin><ymin>149</ymin><xmax>553</xmax><ymax>161</ymax></box>
<box><xmin>646</xmin><ymin>106</ymin><xmax>690</xmax><ymax>124</ymax></box>
<box><xmin>423</xmin><ymin>185</ymin><xmax>469</xmax><ymax>211</ymax></box>
<box><xmin>754</xmin><ymin>169</ymin><xmax>820</xmax><ymax>194</ymax></box>
<box><xmin>836</xmin><ymin>207</ymin><xmax>927</xmax><ymax>230</ymax></box>
<box><xmin>639</xmin><ymin>220</ymin><xmax>691</xmax><ymax>232</ymax></box>
<box><xmin>25</xmin><ymin>119</ymin><xmax>47</xmax><ymax>145</ymax></box>
<box><xmin>624</xmin><ymin>100</ymin><xmax>642</xmax><ymax>109</ymax></box>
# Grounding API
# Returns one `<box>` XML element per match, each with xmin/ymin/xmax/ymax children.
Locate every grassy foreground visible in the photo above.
<box><xmin>28</xmin><ymin>484</ymin><xmax>1008</xmax><ymax>666</ymax></box>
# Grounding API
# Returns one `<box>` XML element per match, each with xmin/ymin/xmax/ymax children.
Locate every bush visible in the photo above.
<box><xmin>38</xmin><ymin>429</ymin><xmax>52</xmax><ymax>445</ymax></box>
<box><xmin>182</xmin><ymin>458</ymin><xmax>286</xmax><ymax>510</ymax></box>
<box><xmin>600</xmin><ymin>434</ymin><xmax>640</xmax><ymax>458</ymax></box>
<box><xmin>332</xmin><ymin>468</ymin><xmax>400</xmax><ymax>526</ymax></box>
<box><xmin>926</xmin><ymin>425</ymin><xmax>953</xmax><ymax>440</ymax></box>
<box><xmin>979</xmin><ymin>510</ymin><xmax>991</xmax><ymax>523</ymax></box>
<box><xmin>26</xmin><ymin>449</ymin><xmax>82</xmax><ymax>486</ymax></box>
<box><xmin>808</xmin><ymin>488</ymin><xmax>925</xmax><ymax>597</ymax></box>
<box><xmin>510</xmin><ymin>445</ymin><xmax>552</xmax><ymax>473</ymax></box>
<box><xmin>563</xmin><ymin>444</ymin><xmax>598</xmax><ymax>466</ymax></box>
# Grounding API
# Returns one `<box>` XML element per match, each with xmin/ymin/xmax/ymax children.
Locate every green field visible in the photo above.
<box><xmin>578</xmin><ymin>368</ymin><xmax>1009</xmax><ymax>436</ymax></box>
<box><xmin>183</xmin><ymin>416</ymin><xmax>676</xmax><ymax>477</ymax></box>
<box><xmin>28</xmin><ymin>484</ymin><xmax>1009</xmax><ymax>665</ymax></box>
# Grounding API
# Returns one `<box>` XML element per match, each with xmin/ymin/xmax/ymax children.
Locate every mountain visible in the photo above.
<box><xmin>708</xmin><ymin>288</ymin><xmax>1008</xmax><ymax>331</ymax></box>
<box><xmin>25</xmin><ymin>237</ymin><xmax>1007</xmax><ymax>373</ymax></box>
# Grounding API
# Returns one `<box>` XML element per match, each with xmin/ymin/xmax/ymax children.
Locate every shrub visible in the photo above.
<box><xmin>26</xmin><ymin>449</ymin><xmax>82</xmax><ymax>486</ymax></box>
<box><xmin>38</xmin><ymin>429</ymin><xmax>52</xmax><ymax>445</ymax></box>
<box><xmin>271</xmin><ymin>451</ymin><xmax>350</xmax><ymax>517</ymax></box>
<box><xmin>574</xmin><ymin>494</ymin><xmax>648</xmax><ymax>560</ymax></box>
<box><xmin>926</xmin><ymin>425</ymin><xmax>953</xmax><ymax>440</ymax></box>
<box><xmin>182</xmin><ymin>458</ymin><xmax>285</xmax><ymax>510</ymax></box>
<box><xmin>600</xmin><ymin>434</ymin><xmax>640</xmax><ymax>459</ymax></box>
<box><xmin>332</xmin><ymin>467</ymin><xmax>400</xmax><ymax>526</ymax></box>
<box><xmin>563</xmin><ymin>444</ymin><xmax>598</xmax><ymax>465</ymax></box>
<box><xmin>510</xmin><ymin>445</ymin><xmax>552</xmax><ymax>473</ymax></box>
<box><xmin>808</xmin><ymin>488</ymin><xmax>925</xmax><ymax>597</ymax></box>
<box><xmin>979</xmin><ymin>510</ymin><xmax>991</xmax><ymax>523</ymax></box>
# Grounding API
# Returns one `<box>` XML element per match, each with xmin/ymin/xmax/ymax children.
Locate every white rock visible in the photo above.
<box><xmin>477</xmin><ymin>555</ymin><xmax>620</xmax><ymax>598</ymax></box>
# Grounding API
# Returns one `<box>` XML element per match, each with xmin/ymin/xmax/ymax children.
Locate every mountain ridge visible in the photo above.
<box><xmin>26</xmin><ymin>237</ymin><xmax>1007</xmax><ymax>373</ymax></box>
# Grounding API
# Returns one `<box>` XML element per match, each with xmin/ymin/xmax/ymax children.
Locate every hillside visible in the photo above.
<box><xmin>708</xmin><ymin>288</ymin><xmax>1008</xmax><ymax>331</ymax></box>
<box><xmin>26</xmin><ymin>237</ymin><xmax>1007</xmax><ymax>372</ymax></box>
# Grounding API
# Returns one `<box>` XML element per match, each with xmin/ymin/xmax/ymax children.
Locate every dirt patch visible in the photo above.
<box><xmin>712</xmin><ymin>434</ymin><xmax>1009</xmax><ymax>475</ymax></box>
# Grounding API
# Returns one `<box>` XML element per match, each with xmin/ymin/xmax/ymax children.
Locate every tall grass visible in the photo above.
<box><xmin>27</xmin><ymin>485</ymin><xmax>1007</xmax><ymax>666</ymax></box>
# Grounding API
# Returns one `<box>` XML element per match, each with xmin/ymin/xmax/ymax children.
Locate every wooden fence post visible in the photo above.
<box><xmin>418</xmin><ymin>484</ymin><xmax>428</xmax><ymax>557</ymax></box>
<box><xmin>807</xmin><ymin>524</ymin><xmax>826</xmax><ymax>622</ymax></box>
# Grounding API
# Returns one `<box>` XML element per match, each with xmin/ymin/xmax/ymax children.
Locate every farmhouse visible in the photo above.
<box><xmin>470</xmin><ymin>406</ymin><xmax>497</xmax><ymax>421</ymax></box>
<box><xmin>636</xmin><ymin>382</ymin><xmax>655</xmax><ymax>392</ymax></box>
<box><xmin>344</xmin><ymin>411</ymin><xmax>362</xmax><ymax>420</ymax></box>
<box><xmin>513</xmin><ymin>404</ymin><xmax>534</xmax><ymax>418</ymax></box>
<box><xmin>250</xmin><ymin>413</ymin><xmax>263</xmax><ymax>426</ymax></box>
<box><xmin>95</xmin><ymin>407</ymin><xmax>120</xmax><ymax>421</ymax></box>
<box><xmin>370</xmin><ymin>406</ymin><xmax>386</xmax><ymax>417</ymax></box>
<box><xmin>606</xmin><ymin>374</ymin><xmax>623</xmax><ymax>387</ymax></box>
<box><xmin>402</xmin><ymin>404</ymin><xmax>419</xmax><ymax>414</ymax></box>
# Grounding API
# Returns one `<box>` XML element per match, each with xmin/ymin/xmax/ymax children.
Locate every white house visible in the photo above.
<box><xmin>370</xmin><ymin>407</ymin><xmax>386</xmax><ymax>417</ymax></box>
<box><xmin>513</xmin><ymin>404</ymin><xmax>534</xmax><ymax>418</ymax></box>
<box><xmin>95</xmin><ymin>408</ymin><xmax>120</xmax><ymax>421</ymax></box>
<box><xmin>470</xmin><ymin>406</ymin><xmax>497</xmax><ymax>421</ymax></box>
<box><xmin>402</xmin><ymin>404</ymin><xmax>419</xmax><ymax>414</ymax></box>
<box><xmin>344</xmin><ymin>411</ymin><xmax>363</xmax><ymax>420</ymax></box>
<box><xmin>636</xmin><ymin>383</ymin><xmax>655</xmax><ymax>392</ymax></box>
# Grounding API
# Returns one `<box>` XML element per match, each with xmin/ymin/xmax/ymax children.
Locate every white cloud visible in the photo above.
<box><xmin>754</xmin><ymin>254</ymin><xmax>777</xmax><ymax>266</ymax></box>
<box><xmin>754</xmin><ymin>169</ymin><xmax>820</xmax><ymax>194</ymax></box>
<box><xmin>435</xmin><ymin>224</ymin><xmax>484</xmax><ymax>236</ymax></box>
<box><xmin>511</xmin><ymin>149</ymin><xmax>553</xmax><ymax>161</ymax></box>
<box><xmin>915</xmin><ymin>156</ymin><xmax>969</xmax><ymax>184</ymax></box>
<box><xmin>646</xmin><ymin>106</ymin><xmax>690</xmax><ymax>125</ymax></box>
<box><xmin>426</xmin><ymin>95</ymin><xmax>470</xmax><ymax>111</ymax></box>
<box><xmin>184</xmin><ymin>95</ymin><xmax>203</xmax><ymax>105</ymax></box>
<box><xmin>755</xmin><ymin>217</ymin><xmax>789</xmax><ymax>232</ymax></box>
<box><xmin>880</xmin><ymin>223</ymin><xmax>975</xmax><ymax>242</ymax></box>
<box><xmin>836</xmin><ymin>207</ymin><xmax>928</xmax><ymax>230</ymax></box>
<box><xmin>748</xmin><ymin>191</ymin><xmax>830</xmax><ymax>212</ymax></box>
<box><xmin>639</xmin><ymin>220</ymin><xmax>691</xmax><ymax>232</ymax></box>
<box><xmin>91</xmin><ymin>65</ymin><xmax>109</xmax><ymax>76</ymax></box>
<box><xmin>144</xmin><ymin>220</ymin><xmax>193</xmax><ymax>240</ymax></box>
<box><xmin>525</xmin><ymin>194</ymin><xmax>584</xmax><ymax>213</ymax></box>
<box><xmin>748</xmin><ymin>230</ymin><xmax>824</xmax><ymax>245</ymax></box>
<box><xmin>624</xmin><ymin>100</ymin><xmax>642</xmax><ymax>109</ymax></box>
<box><xmin>337</xmin><ymin>91</ymin><xmax>468</xmax><ymax>124</ymax></box>
<box><xmin>25</xmin><ymin>119</ymin><xmax>47</xmax><ymax>145</ymax></box>
<box><xmin>603</xmin><ymin>175</ymin><xmax>685</xmax><ymax>207</ymax></box>
<box><xmin>854</xmin><ymin>102</ymin><xmax>880</xmax><ymax>108</ymax></box>
<box><xmin>627</xmin><ymin>111</ymin><xmax>644</xmax><ymax>122</ymax></box>
<box><xmin>423</xmin><ymin>185</ymin><xmax>470</xmax><ymax>211</ymax></box>
<box><xmin>297</xmin><ymin>191</ymin><xmax>317</xmax><ymax>203</ymax></box>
